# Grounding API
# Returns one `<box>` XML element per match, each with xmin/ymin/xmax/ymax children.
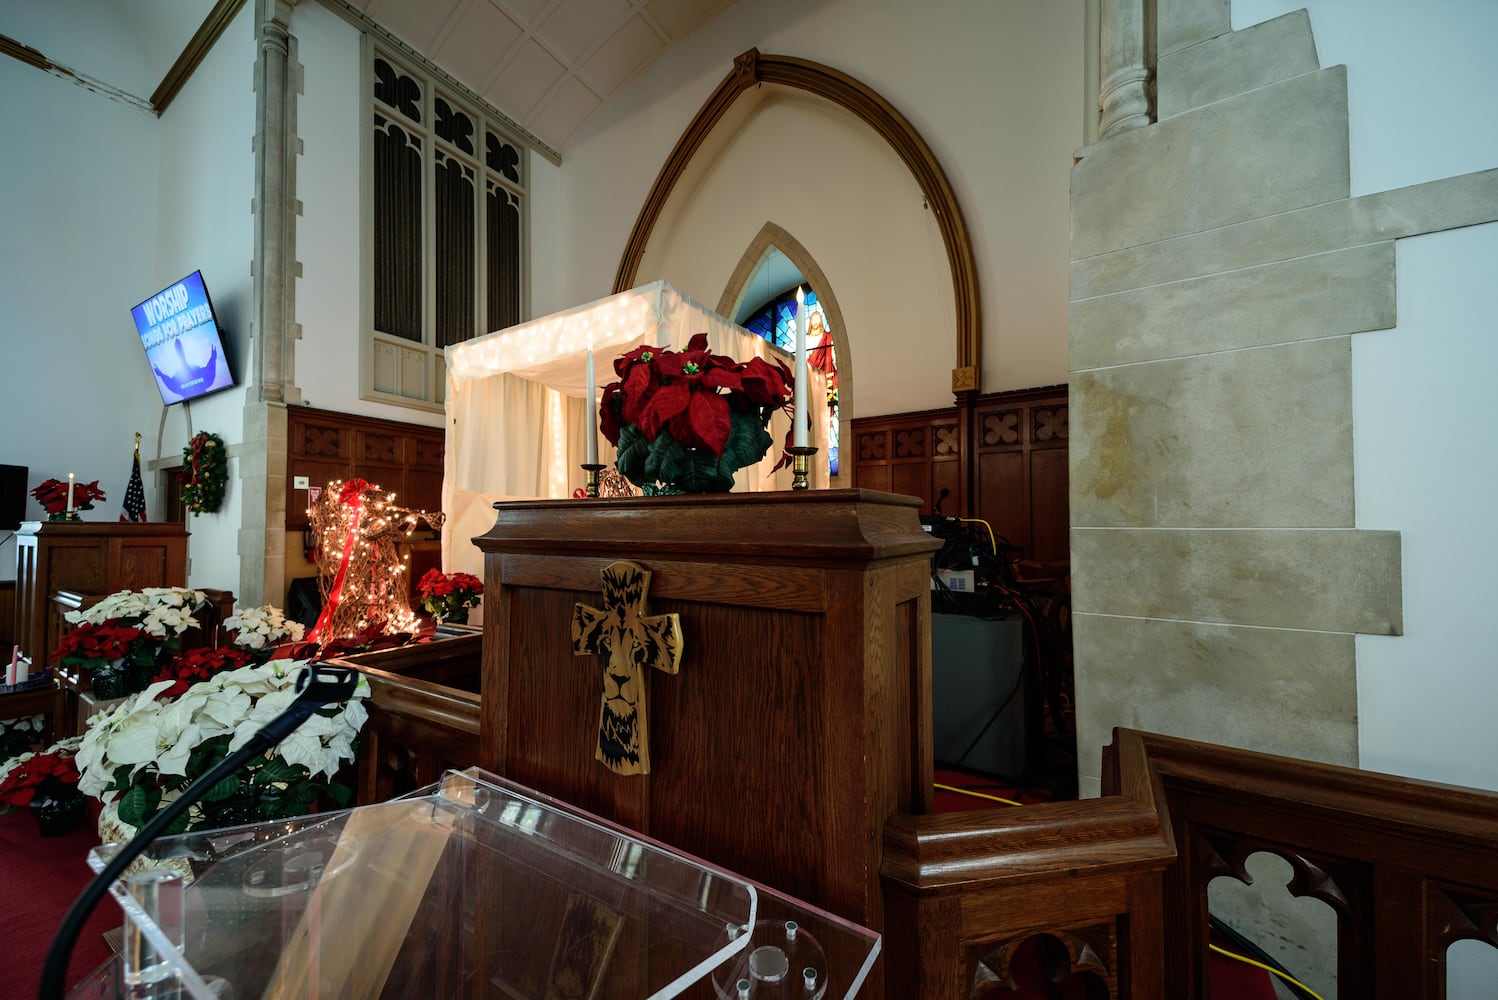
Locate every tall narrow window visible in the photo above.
<box><xmin>743</xmin><ymin>288</ymin><xmax>840</xmax><ymax>475</ymax></box>
<box><xmin>366</xmin><ymin>49</ymin><xmax>528</xmax><ymax>409</ymax></box>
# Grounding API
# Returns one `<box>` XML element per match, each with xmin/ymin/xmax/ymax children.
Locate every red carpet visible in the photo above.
<box><xmin>0</xmin><ymin>804</ymin><xmax>117</xmax><ymax>998</ymax></box>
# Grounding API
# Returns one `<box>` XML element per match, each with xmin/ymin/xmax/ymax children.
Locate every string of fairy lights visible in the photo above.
<box><xmin>307</xmin><ymin>479</ymin><xmax>445</xmax><ymax>643</ymax></box>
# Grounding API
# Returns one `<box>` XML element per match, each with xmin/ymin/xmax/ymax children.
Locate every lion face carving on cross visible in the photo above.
<box><xmin>572</xmin><ymin>561</ymin><xmax>683</xmax><ymax>775</ymax></box>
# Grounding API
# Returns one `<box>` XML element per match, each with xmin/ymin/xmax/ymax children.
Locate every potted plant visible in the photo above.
<box><xmin>0</xmin><ymin>736</ymin><xmax>86</xmax><ymax>836</ymax></box>
<box><xmin>222</xmin><ymin>604</ymin><xmax>307</xmax><ymax>653</ymax></box>
<box><xmin>55</xmin><ymin>587</ymin><xmax>210</xmax><ymax>699</ymax></box>
<box><xmin>30</xmin><ymin>477</ymin><xmax>106</xmax><ymax>521</ymax></box>
<box><xmin>416</xmin><ymin>569</ymin><xmax>484</xmax><ymax>625</ymax></box>
<box><xmin>599</xmin><ymin>333</ymin><xmax>793</xmax><ymax>494</ymax></box>
<box><xmin>77</xmin><ymin>658</ymin><xmax>369</xmax><ymax>837</ymax></box>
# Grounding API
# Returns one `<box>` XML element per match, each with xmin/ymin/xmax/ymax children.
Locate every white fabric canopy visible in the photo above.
<box><xmin>442</xmin><ymin>280</ymin><xmax>830</xmax><ymax>581</ymax></box>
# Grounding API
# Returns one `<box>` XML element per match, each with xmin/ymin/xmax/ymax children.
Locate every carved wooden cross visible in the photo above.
<box><xmin>571</xmin><ymin>561</ymin><xmax>683</xmax><ymax>775</ymax></box>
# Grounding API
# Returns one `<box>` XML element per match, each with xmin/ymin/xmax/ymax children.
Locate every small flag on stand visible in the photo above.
<box><xmin>121</xmin><ymin>432</ymin><xmax>147</xmax><ymax>523</ymax></box>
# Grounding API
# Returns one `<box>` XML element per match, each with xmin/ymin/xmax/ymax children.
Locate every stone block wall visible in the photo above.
<box><xmin>1070</xmin><ymin>8</ymin><xmax>1415</xmax><ymax>796</ymax></box>
<box><xmin>1072</xmin><ymin>2</ymin><xmax>1498</xmax><ymax>795</ymax></box>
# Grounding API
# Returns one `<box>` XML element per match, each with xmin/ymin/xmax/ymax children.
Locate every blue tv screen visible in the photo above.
<box><xmin>132</xmin><ymin>270</ymin><xmax>235</xmax><ymax>405</ymax></box>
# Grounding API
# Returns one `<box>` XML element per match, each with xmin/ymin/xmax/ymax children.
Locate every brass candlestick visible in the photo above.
<box><xmin>582</xmin><ymin>463</ymin><xmax>606</xmax><ymax>498</ymax></box>
<box><xmin>787</xmin><ymin>446</ymin><xmax>818</xmax><ymax>491</ymax></box>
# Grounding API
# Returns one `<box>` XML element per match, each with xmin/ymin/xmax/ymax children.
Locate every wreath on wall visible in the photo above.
<box><xmin>181</xmin><ymin>431</ymin><xmax>228</xmax><ymax>515</ymax></box>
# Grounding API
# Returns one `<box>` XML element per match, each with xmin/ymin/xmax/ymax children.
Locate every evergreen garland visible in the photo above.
<box><xmin>181</xmin><ymin>431</ymin><xmax>228</xmax><ymax>515</ymax></box>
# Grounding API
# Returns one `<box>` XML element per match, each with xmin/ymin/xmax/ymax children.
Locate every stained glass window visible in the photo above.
<box><xmin>742</xmin><ymin>287</ymin><xmax>841</xmax><ymax>475</ymax></box>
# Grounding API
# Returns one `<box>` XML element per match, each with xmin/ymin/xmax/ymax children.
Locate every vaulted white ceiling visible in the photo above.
<box><xmin>341</xmin><ymin>0</ymin><xmax>736</xmax><ymax>151</ymax></box>
<box><xmin>2</xmin><ymin>0</ymin><xmax>735</xmax><ymax>153</ymax></box>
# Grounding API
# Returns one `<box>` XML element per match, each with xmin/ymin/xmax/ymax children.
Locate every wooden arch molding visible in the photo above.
<box><xmin>612</xmin><ymin>47</ymin><xmax>983</xmax><ymax>396</ymax></box>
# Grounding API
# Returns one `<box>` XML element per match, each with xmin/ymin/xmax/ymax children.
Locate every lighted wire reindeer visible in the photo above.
<box><xmin>571</xmin><ymin>561</ymin><xmax>683</xmax><ymax>776</ymax></box>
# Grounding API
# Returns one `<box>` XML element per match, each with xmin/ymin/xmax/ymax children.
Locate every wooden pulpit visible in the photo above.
<box><xmin>474</xmin><ymin>489</ymin><xmax>940</xmax><ymax>939</ymax></box>
<box><xmin>11</xmin><ymin>520</ymin><xmax>188</xmax><ymax>672</ymax></box>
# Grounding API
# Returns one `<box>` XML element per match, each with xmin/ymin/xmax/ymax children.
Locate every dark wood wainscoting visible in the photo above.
<box><xmin>849</xmin><ymin>385</ymin><xmax>1068</xmax><ymax>565</ymax></box>
<box><xmin>285</xmin><ymin>405</ymin><xmax>445</xmax><ymax>530</ymax></box>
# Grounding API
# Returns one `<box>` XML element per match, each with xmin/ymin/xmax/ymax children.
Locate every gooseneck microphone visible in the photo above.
<box><xmin>38</xmin><ymin>664</ymin><xmax>361</xmax><ymax>1000</ymax></box>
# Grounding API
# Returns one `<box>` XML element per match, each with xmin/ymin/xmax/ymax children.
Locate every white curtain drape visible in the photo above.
<box><xmin>442</xmin><ymin>281</ymin><xmax>830</xmax><ymax>580</ymax></box>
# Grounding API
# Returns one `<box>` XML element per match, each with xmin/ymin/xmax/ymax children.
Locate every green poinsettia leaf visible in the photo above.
<box><xmin>721</xmin><ymin>410</ymin><xmax>774</xmax><ymax>471</ymax></box>
<box><xmin>615</xmin><ymin>423</ymin><xmax>650</xmax><ymax>484</ymax></box>
<box><xmin>187</xmin><ymin>736</ymin><xmax>232</xmax><ymax>777</ymax></box>
<box><xmin>162</xmin><ymin>809</ymin><xmax>193</xmax><ymax>836</ymax></box>
<box><xmin>201</xmin><ymin>774</ymin><xmax>241</xmax><ymax>802</ymax></box>
<box><xmin>644</xmin><ymin>429</ymin><xmax>683</xmax><ymax>483</ymax></box>
<box><xmin>253</xmin><ymin>758</ymin><xmax>304</xmax><ymax>784</ymax></box>
<box><xmin>285</xmin><ymin>784</ymin><xmax>317</xmax><ymax>806</ymax></box>
<box><xmin>323</xmin><ymin>782</ymin><xmax>354</xmax><ymax>808</ymax></box>
<box><xmin>117</xmin><ymin>784</ymin><xmax>156</xmax><ymax>828</ymax></box>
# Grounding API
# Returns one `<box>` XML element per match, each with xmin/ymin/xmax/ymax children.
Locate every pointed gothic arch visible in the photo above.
<box><xmin>717</xmin><ymin>222</ymin><xmax>852</xmax><ymax>485</ymax></box>
<box><xmin>613</xmin><ymin>48</ymin><xmax>981</xmax><ymax>396</ymax></box>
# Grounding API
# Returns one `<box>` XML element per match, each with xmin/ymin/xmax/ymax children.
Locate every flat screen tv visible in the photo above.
<box><xmin>131</xmin><ymin>270</ymin><xmax>235</xmax><ymax>405</ymax></box>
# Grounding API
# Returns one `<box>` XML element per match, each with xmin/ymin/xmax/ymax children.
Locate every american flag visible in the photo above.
<box><xmin>120</xmin><ymin>434</ymin><xmax>147</xmax><ymax>523</ymax></box>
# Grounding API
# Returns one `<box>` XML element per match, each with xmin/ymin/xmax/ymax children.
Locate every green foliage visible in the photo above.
<box><xmin>108</xmin><ymin>745</ymin><xmax>354</xmax><ymax>834</ymax></box>
<box><xmin>181</xmin><ymin>431</ymin><xmax>228</xmax><ymax>515</ymax></box>
<box><xmin>616</xmin><ymin>409</ymin><xmax>773</xmax><ymax>494</ymax></box>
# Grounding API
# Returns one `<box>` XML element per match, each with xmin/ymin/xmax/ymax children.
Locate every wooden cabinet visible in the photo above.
<box><xmin>285</xmin><ymin>405</ymin><xmax>445</xmax><ymax>529</ymax></box>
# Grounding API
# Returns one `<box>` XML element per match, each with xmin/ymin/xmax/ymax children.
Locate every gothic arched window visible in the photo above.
<box><xmin>742</xmin><ymin>288</ymin><xmax>840</xmax><ymax>475</ymax></box>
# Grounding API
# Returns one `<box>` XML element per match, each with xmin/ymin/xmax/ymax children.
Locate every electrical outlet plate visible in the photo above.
<box><xmin>293</xmin><ymin>476</ymin><xmax>310</xmax><ymax>490</ymax></box>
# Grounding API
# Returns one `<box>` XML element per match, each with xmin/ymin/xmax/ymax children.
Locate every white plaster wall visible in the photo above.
<box><xmin>0</xmin><ymin>61</ymin><xmax>161</xmax><ymax>580</ymax></box>
<box><xmin>152</xmin><ymin>3</ymin><xmax>256</xmax><ymax>591</ymax></box>
<box><xmin>0</xmin><ymin>0</ymin><xmax>159</xmax><ymax>98</ymax></box>
<box><xmin>1231</xmin><ymin>0</ymin><xmax>1498</xmax><ymax>792</ymax></box>
<box><xmin>290</xmin><ymin>2</ymin><xmax>441</xmax><ymax>429</ymax></box>
<box><xmin>553</xmin><ymin>0</ymin><xmax>1085</xmax><ymax>402</ymax></box>
<box><xmin>1230</xmin><ymin>2</ymin><xmax>1498</xmax><ymax>992</ymax></box>
<box><xmin>641</xmin><ymin>90</ymin><xmax>955</xmax><ymax>416</ymax></box>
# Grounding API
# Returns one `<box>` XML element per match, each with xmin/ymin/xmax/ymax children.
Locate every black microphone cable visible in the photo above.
<box><xmin>38</xmin><ymin>663</ymin><xmax>361</xmax><ymax>1000</ymax></box>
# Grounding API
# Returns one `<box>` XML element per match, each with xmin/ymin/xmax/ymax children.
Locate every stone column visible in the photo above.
<box><xmin>1098</xmin><ymin>0</ymin><xmax>1152</xmax><ymax>138</ymax></box>
<box><xmin>240</xmin><ymin>0</ymin><xmax>302</xmax><ymax>606</ymax></box>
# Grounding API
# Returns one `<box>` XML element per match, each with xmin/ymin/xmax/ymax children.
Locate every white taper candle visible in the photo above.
<box><xmin>585</xmin><ymin>350</ymin><xmax>599</xmax><ymax>465</ymax></box>
<box><xmin>793</xmin><ymin>288</ymin><xmax>808</xmax><ymax>448</ymax></box>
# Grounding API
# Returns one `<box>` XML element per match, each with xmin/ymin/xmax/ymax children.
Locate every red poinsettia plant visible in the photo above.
<box><xmin>417</xmin><ymin>569</ymin><xmax>483</xmax><ymax>623</ymax></box>
<box><xmin>150</xmin><ymin>645</ymin><xmax>255</xmax><ymax>699</ymax></box>
<box><xmin>275</xmin><ymin>622</ymin><xmax>437</xmax><ymax>662</ymax></box>
<box><xmin>0</xmin><ymin>739</ymin><xmax>81</xmax><ymax>810</ymax></box>
<box><xmin>30</xmin><ymin>477</ymin><xmax>106</xmax><ymax>517</ymax></box>
<box><xmin>53</xmin><ymin>623</ymin><xmax>150</xmax><ymax>670</ymax></box>
<box><xmin>600</xmin><ymin>333</ymin><xmax>793</xmax><ymax>494</ymax></box>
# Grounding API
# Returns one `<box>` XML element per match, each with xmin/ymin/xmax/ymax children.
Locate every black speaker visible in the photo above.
<box><xmin>0</xmin><ymin>464</ymin><xmax>27</xmax><ymax>530</ymax></box>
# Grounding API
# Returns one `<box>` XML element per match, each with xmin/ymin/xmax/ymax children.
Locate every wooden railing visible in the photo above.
<box><xmin>329</xmin><ymin>629</ymin><xmax>482</xmax><ymax>805</ymax></box>
<box><xmin>882</xmin><ymin>729</ymin><xmax>1498</xmax><ymax>999</ymax></box>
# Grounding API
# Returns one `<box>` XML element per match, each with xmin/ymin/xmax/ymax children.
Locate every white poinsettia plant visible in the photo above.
<box><xmin>65</xmin><ymin>586</ymin><xmax>209</xmax><ymax>638</ymax></box>
<box><xmin>78</xmin><ymin>658</ymin><xmax>369</xmax><ymax>833</ymax></box>
<box><xmin>223</xmin><ymin>604</ymin><xmax>306</xmax><ymax>651</ymax></box>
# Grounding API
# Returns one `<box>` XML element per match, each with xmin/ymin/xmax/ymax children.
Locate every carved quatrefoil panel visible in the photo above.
<box><xmin>982</xmin><ymin>411</ymin><xmax>1020</xmax><ymax>447</ymax></box>
<box><xmin>302</xmin><ymin>427</ymin><xmax>342</xmax><ymax>457</ymax></box>
<box><xmin>1034</xmin><ymin>406</ymin><xmax>1069</xmax><ymax>442</ymax></box>
<box><xmin>894</xmin><ymin>429</ymin><xmax>926</xmax><ymax>459</ymax></box>
<box><xmin>935</xmin><ymin>424</ymin><xmax>959</xmax><ymax>455</ymax></box>
<box><xmin>858</xmin><ymin>433</ymin><xmax>887</xmax><ymax>462</ymax></box>
<box><xmin>363</xmin><ymin>433</ymin><xmax>399</xmax><ymax>464</ymax></box>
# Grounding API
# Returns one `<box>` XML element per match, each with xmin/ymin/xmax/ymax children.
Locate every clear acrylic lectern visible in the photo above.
<box><xmin>68</xmin><ymin>769</ymin><xmax>880</xmax><ymax>999</ymax></box>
